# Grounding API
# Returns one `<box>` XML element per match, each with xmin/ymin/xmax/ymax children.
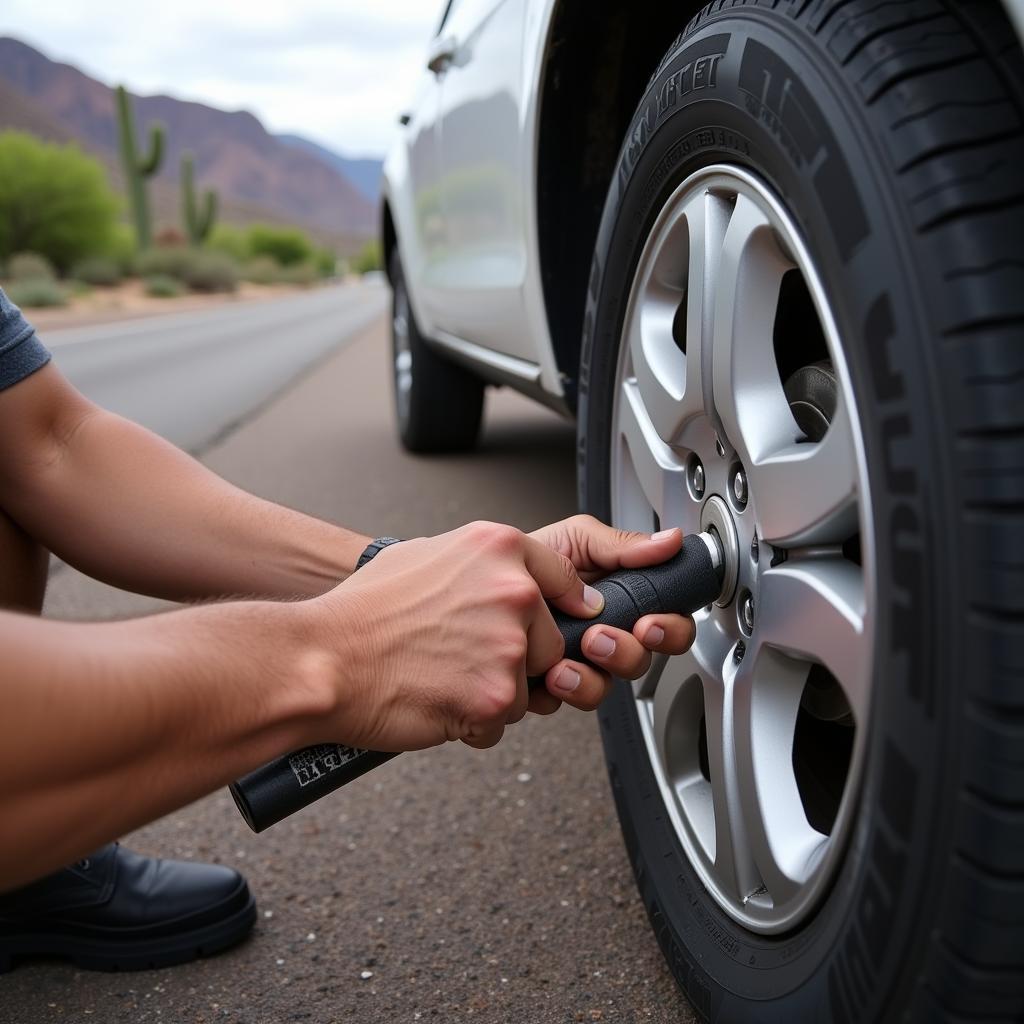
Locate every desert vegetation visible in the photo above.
<box><xmin>0</xmin><ymin>130</ymin><xmax>380</xmax><ymax>309</ymax></box>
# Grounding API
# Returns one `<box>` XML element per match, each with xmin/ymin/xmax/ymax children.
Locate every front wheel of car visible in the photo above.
<box><xmin>389</xmin><ymin>253</ymin><xmax>485</xmax><ymax>453</ymax></box>
<box><xmin>578</xmin><ymin>2</ymin><xmax>1024</xmax><ymax>1020</ymax></box>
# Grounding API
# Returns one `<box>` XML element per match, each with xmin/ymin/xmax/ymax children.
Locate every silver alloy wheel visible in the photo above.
<box><xmin>393</xmin><ymin>284</ymin><xmax>413</xmax><ymax>421</ymax></box>
<box><xmin>610</xmin><ymin>165</ymin><xmax>875</xmax><ymax>934</ymax></box>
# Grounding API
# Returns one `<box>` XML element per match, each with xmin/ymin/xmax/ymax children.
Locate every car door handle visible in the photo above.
<box><xmin>427</xmin><ymin>36</ymin><xmax>457</xmax><ymax>74</ymax></box>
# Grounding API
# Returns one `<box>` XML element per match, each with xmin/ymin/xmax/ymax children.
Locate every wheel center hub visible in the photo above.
<box><xmin>699</xmin><ymin>494</ymin><xmax>740</xmax><ymax>607</ymax></box>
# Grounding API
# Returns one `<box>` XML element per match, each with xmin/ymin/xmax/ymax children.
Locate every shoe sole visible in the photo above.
<box><xmin>0</xmin><ymin>889</ymin><xmax>257</xmax><ymax>973</ymax></box>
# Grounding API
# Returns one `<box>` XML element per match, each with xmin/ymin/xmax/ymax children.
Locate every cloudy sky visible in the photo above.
<box><xmin>0</xmin><ymin>0</ymin><xmax>441</xmax><ymax>157</ymax></box>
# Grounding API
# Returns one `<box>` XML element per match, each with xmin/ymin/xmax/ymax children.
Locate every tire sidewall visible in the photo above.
<box><xmin>579</xmin><ymin>9</ymin><xmax>956</xmax><ymax>1020</ymax></box>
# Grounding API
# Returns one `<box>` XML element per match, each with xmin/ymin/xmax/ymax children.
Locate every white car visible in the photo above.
<box><xmin>382</xmin><ymin>2</ymin><xmax>1024</xmax><ymax>1020</ymax></box>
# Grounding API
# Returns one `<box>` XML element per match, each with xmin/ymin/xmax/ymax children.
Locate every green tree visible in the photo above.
<box><xmin>0</xmin><ymin>132</ymin><xmax>119</xmax><ymax>272</ymax></box>
<box><xmin>246</xmin><ymin>224</ymin><xmax>313</xmax><ymax>266</ymax></box>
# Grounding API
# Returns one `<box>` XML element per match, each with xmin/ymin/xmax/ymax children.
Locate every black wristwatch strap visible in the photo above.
<box><xmin>355</xmin><ymin>537</ymin><xmax>403</xmax><ymax>571</ymax></box>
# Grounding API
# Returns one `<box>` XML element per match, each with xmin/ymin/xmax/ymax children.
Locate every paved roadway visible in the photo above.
<box><xmin>1</xmin><ymin>290</ymin><xmax>696</xmax><ymax>1024</ymax></box>
<box><xmin>47</xmin><ymin>281</ymin><xmax>389</xmax><ymax>452</ymax></box>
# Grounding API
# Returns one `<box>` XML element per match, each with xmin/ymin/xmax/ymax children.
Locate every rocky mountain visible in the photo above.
<box><xmin>0</xmin><ymin>36</ymin><xmax>379</xmax><ymax>244</ymax></box>
<box><xmin>276</xmin><ymin>133</ymin><xmax>383</xmax><ymax>202</ymax></box>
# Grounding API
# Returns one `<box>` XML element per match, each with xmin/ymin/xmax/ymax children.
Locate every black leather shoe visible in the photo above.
<box><xmin>0</xmin><ymin>843</ymin><xmax>256</xmax><ymax>972</ymax></box>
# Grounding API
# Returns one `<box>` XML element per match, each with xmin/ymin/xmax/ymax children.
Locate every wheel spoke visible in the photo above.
<box><xmin>756</xmin><ymin>559</ymin><xmax>869</xmax><ymax>723</ymax></box>
<box><xmin>702</xmin><ymin>654</ymin><xmax>761</xmax><ymax>904</ymax></box>
<box><xmin>617</xmin><ymin>379</ymin><xmax>689</xmax><ymax>528</ymax></box>
<box><xmin>710</xmin><ymin>193</ymin><xmax>794</xmax><ymax>456</ymax></box>
<box><xmin>731</xmin><ymin>648</ymin><xmax>829</xmax><ymax>907</ymax></box>
<box><xmin>747</xmin><ymin>398</ymin><xmax>859</xmax><ymax>547</ymax></box>
<box><xmin>629</xmin><ymin>191</ymin><xmax>724</xmax><ymax>444</ymax></box>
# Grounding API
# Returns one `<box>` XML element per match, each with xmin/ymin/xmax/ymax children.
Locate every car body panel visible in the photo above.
<box><xmin>384</xmin><ymin>0</ymin><xmax>564</xmax><ymax>398</ymax></box>
<box><xmin>383</xmin><ymin>0</ymin><xmax>1024</xmax><ymax>408</ymax></box>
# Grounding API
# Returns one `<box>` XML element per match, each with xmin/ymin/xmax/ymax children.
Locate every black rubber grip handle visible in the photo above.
<box><xmin>230</xmin><ymin>533</ymin><xmax>722</xmax><ymax>832</ymax></box>
<box><xmin>545</xmin><ymin>533</ymin><xmax>721</xmax><ymax>667</ymax></box>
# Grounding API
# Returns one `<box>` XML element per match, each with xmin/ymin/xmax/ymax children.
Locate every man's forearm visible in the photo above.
<box><xmin>5</xmin><ymin>400</ymin><xmax>370</xmax><ymax>602</ymax></box>
<box><xmin>0</xmin><ymin>601</ymin><xmax>342</xmax><ymax>890</ymax></box>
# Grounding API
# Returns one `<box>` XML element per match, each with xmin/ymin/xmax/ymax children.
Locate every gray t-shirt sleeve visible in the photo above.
<box><xmin>0</xmin><ymin>287</ymin><xmax>52</xmax><ymax>392</ymax></box>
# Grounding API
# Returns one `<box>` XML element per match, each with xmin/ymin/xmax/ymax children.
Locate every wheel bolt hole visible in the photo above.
<box><xmin>687</xmin><ymin>454</ymin><xmax>706</xmax><ymax>500</ymax></box>
<box><xmin>729</xmin><ymin>463</ymin><xmax>748</xmax><ymax>511</ymax></box>
<box><xmin>737</xmin><ymin>589</ymin><xmax>754</xmax><ymax>637</ymax></box>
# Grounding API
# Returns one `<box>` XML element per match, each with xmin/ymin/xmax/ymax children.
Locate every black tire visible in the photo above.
<box><xmin>577</xmin><ymin>2</ymin><xmax>1024</xmax><ymax>1021</ymax></box>
<box><xmin>389</xmin><ymin>253</ymin><xmax>484</xmax><ymax>453</ymax></box>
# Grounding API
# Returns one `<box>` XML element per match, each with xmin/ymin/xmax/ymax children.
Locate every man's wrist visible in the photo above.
<box><xmin>286</xmin><ymin>592</ymin><xmax>370</xmax><ymax>748</ymax></box>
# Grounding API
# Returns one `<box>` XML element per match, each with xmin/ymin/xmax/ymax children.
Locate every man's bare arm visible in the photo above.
<box><xmin>0</xmin><ymin>521</ymin><xmax>694</xmax><ymax>891</ymax></box>
<box><xmin>0</xmin><ymin>363</ymin><xmax>369</xmax><ymax>601</ymax></box>
<box><xmin>0</xmin><ymin>599</ymin><xmax>340</xmax><ymax>890</ymax></box>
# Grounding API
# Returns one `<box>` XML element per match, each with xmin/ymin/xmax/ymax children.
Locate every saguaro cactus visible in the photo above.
<box><xmin>115</xmin><ymin>85</ymin><xmax>164</xmax><ymax>249</ymax></box>
<box><xmin>180</xmin><ymin>152</ymin><xmax>218</xmax><ymax>245</ymax></box>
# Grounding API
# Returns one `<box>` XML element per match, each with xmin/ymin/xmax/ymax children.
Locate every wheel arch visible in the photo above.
<box><xmin>534</xmin><ymin>0</ymin><xmax>705</xmax><ymax>411</ymax></box>
<box><xmin>381</xmin><ymin>197</ymin><xmax>397</xmax><ymax>285</ymax></box>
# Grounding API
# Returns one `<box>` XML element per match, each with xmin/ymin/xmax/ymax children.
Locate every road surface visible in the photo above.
<box><xmin>2</xmin><ymin>297</ymin><xmax>697</xmax><ymax>1024</ymax></box>
<box><xmin>46</xmin><ymin>281</ymin><xmax>388</xmax><ymax>452</ymax></box>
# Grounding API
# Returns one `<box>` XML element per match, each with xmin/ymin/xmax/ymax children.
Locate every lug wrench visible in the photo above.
<box><xmin>230</xmin><ymin>531</ymin><xmax>726</xmax><ymax>832</ymax></box>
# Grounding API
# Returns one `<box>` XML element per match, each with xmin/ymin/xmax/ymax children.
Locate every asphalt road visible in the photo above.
<box><xmin>46</xmin><ymin>281</ymin><xmax>388</xmax><ymax>452</ymax></box>
<box><xmin>1</xmin><ymin>300</ymin><xmax>697</xmax><ymax>1024</ymax></box>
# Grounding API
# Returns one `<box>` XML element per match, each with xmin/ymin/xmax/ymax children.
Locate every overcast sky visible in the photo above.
<box><xmin>0</xmin><ymin>0</ymin><xmax>441</xmax><ymax>157</ymax></box>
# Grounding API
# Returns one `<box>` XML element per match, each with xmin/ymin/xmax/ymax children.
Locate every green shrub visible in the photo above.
<box><xmin>242</xmin><ymin>255</ymin><xmax>282</xmax><ymax>285</ymax></box>
<box><xmin>7</xmin><ymin>252</ymin><xmax>56</xmax><ymax>281</ymax></box>
<box><xmin>352</xmin><ymin>239</ymin><xmax>382</xmax><ymax>275</ymax></box>
<box><xmin>314</xmin><ymin>247</ymin><xmax>336</xmax><ymax>278</ymax></box>
<box><xmin>7</xmin><ymin>277</ymin><xmax>67</xmax><ymax>308</ymax></box>
<box><xmin>180</xmin><ymin>250</ymin><xmax>238</xmax><ymax>293</ymax></box>
<box><xmin>134</xmin><ymin>245</ymin><xmax>197</xmax><ymax>280</ymax></box>
<box><xmin>143</xmin><ymin>274</ymin><xmax>184</xmax><ymax>298</ymax></box>
<box><xmin>132</xmin><ymin>244</ymin><xmax>193</xmax><ymax>280</ymax></box>
<box><xmin>207</xmin><ymin>224</ymin><xmax>251</xmax><ymax>262</ymax></box>
<box><xmin>278</xmin><ymin>261</ymin><xmax>317</xmax><ymax>287</ymax></box>
<box><xmin>71</xmin><ymin>256</ymin><xmax>122</xmax><ymax>286</ymax></box>
<box><xmin>0</xmin><ymin>131</ymin><xmax>119</xmax><ymax>272</ymax></box>
<box><xmin>247</xmin><ymin>224</ymin><xmax>313</xmax><ymax>267</ymax></box>
<box><xmin>102</xmin><ymin>224</ymin><xmax>137</xmax><ymax>275</ymax></box>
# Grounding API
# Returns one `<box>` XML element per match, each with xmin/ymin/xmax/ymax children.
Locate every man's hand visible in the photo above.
<box><xmin>0</xmin><ymin>516</ymin><xmax>694</xmax><ymax>886</ymax></box>
<box><xmin>529</xmin><ymin>515</ymin><xmax>696</xmax><ymax>715</ymax></box>
<box><xmin>308</xmin><ymin>517</ymin><xmax>695</xmax><ymax>754</ymax></box>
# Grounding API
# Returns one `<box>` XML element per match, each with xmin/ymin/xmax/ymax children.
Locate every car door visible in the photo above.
<box><xmin>425</xmin><ymin>0</ymin><xmax>534</xmax><ymax>362</ymax></box>
<box><xmin>388</xmin><ymin>3</ymin><xmax>453</xmax><ymax>329</ymax></box>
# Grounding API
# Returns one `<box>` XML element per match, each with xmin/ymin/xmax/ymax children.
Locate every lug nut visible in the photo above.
<box><xmin>732</xmin><ymin>468</ymin><xmax>748</xmax><ymax>508</ymax></box>
<box><xmin>692</xmin><ymin>461</ymin><xmax>705</xmax><ymax>498</ymax></box>
<box><xmin>740</xmin><ymin>593</ymin><xmax>755</xmax><ymax>634</ymax></box>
